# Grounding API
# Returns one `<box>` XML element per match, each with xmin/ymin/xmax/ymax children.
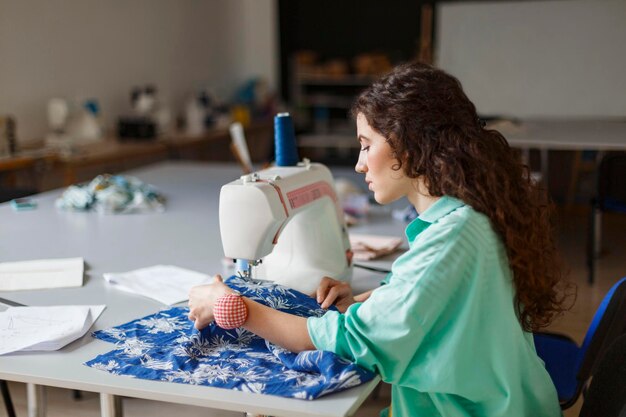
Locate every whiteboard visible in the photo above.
<box><xmin>435</xmin><ymin>0</ymin><xmax>626</xmax><ymax>118</ymax></box>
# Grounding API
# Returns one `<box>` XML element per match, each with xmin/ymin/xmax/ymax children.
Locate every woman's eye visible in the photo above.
<box><xmin>360</xmin><ymin>146</ymin><xmax>370</xmax><ymax>152</ymax></box>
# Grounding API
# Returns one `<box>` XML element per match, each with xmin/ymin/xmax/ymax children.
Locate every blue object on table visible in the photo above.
<box><xmin>533</xmin><ymin>276</ymin><xmax>626</xmax><ymax>409</ymax></box>
<box><xmin>83</xmin><ymin>99</ymin><xmax>100</xmax><ymax>116</ymax></box>
<box><xmin>10</xmin><ymin>198</ymin><xmax>37</xmax><ymax>211</ymax></box>
<box><xmin>85</xmin><ymin>276</ymin><xmax>374</xmax><ymax>399</ymax></box>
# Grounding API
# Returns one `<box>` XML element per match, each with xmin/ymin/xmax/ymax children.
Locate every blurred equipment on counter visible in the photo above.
<box><xmin>45</xmin><ymin>98</ymin><xmax>103</xmax><ymax>151</ymax></box>
<box><xmin>0</xmin><ymin>115</ymin><xmax>17</xmax><ymax>157</ymax></box>
<box><xmin>229</xmin><ymin>122</ymin><xmax>253</xmax><ymax>174</ymax></box>
<box><xmin>232</xmin><ymin>77</ymin><xmax>276</xmax><ymax>124</ymax></box>
<box><xmin>118</xmin><ymin>85</ymin><xmax>171</xmax><ymax>140</ymax></box>
<box><xmin>117</xmin><ymin>117</ymin><xmax>156</xmax><ymax>140</ymax></box>
<box><xmin>184</xmin><ymin>93</ymin><xmax>207</xmax><ymax>136</ymax></box>
<box><xmin>183</xmin><ymin>89</ymin><xmax>230</xmax><ymax>135</ymax></box>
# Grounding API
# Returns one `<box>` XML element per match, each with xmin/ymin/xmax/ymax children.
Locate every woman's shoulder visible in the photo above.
<box><xmin>423</xmin><ymin>203</ymin><xmax>498</xmax><ymax>250</ymax></box>
<box><xmin>394</xmin><ymin>203</ymin><xmax>506</xmax><ymax>288</ymax></box>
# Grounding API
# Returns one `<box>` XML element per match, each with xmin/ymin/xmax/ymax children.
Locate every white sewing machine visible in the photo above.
<box><xmin>219</xmin><ymin>159</ymin><xmax>352</xmax><ymax>294</ymax></box>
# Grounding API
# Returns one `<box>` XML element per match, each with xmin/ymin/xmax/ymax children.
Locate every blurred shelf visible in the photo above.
<box><xmin>296</xmin><ymin>74</ymin><xmax>378</xmax><ymax>86</ymax></box>
<box><xmin>298</xmin><ymin>133</ymin><xmax>359</xmax><ymax>149</ymax></box>
<box><xmin>292</xmin><ymin>71</ymin><xmax>369</xmax><ymax>155</ymax></box>
<box><xmin>302</xmin><ymin>95</ymin><xmax>355</xmax><ymax>109</ymax></box>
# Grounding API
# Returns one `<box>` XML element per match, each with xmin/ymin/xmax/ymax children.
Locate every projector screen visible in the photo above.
<box><xmin>435</xmin><ymin>0</ymin><xmax>626</xmax><ymax>118</ymax></box>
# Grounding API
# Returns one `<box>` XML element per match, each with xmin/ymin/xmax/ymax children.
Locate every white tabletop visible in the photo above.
<box><xmin>0</xmin><ymin>161</ymin><xmax>408</xmax><ymax>417</ymax></box>
<box><xmin>491</xmin><ymin>118</ymin><xmax>626</xmax><ymax>150</ymax></box>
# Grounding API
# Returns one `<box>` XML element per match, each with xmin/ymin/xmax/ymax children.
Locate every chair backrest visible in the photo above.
<box><xmin>578</xmin><ymin>333</ymin><xmax>626</xmax><ymax>417</ymax></box>
<box><xmin>598</xmin><ymin>152</ymin><xmax>626</xmax><ymax>211</ymax></box>
<box><xmin>577</xmin><ymin>277</ymin><xmax>626</xmax><ymax>382</ymax></box>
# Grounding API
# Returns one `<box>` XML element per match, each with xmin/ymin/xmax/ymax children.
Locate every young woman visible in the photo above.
<box><xmin>188</xmin><ymin>62</ymin><xmax>570</xmax><ymax>417</ymax></box>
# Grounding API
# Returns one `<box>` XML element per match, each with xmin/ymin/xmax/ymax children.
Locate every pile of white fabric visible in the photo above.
<box><xmin>56</xmin><ymin>174</ymin><xmax>165</xmax><ymax>214</ymax></box>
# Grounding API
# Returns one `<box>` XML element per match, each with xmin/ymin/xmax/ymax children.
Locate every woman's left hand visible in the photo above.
<box><xmin>188</xmin><ymin>274</ymin><xmax>234</xmax><ymax>330</ymax></box>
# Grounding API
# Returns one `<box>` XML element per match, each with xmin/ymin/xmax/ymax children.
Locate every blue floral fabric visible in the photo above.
<box><xmin>85</xmin><ymin>276</ymin><xmax>375</xmax><ymax>399</ymax></box>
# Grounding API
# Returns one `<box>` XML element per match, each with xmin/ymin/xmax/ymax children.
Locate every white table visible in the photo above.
<box><xmin>495</xmin><ymin>119</ymin><xmax>626</xmax><ymax>260</ymax></box>
<box><xmin>493</xmin><ymin>118</ymin><xmax>626</xmax><ymax>183</ymax></box>
<box><xmin>0</xmin><ymin>161</ymin><xmax>409</xmax><ymax>417</ymax></box>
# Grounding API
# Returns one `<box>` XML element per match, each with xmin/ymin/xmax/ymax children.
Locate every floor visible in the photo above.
<box><xmin>2</xmin><ymin>208</ymin><xmax>625</xmax><ymax>417</ymax></box>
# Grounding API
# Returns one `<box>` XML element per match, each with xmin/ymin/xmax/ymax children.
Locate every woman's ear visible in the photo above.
<box><xmin>391</xmin><ymin>149</ymin><xmax>410</xmax><ymax>173</ymax></box>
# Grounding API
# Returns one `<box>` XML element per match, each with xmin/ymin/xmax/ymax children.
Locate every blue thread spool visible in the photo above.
<box><xmin>274</xmin><ymin>113</ymin><xmax>299</xmax><ymax>166</ymax></box>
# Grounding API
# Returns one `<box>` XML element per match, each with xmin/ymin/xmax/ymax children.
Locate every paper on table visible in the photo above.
<box><xmin>349</xmin><ymin>233</ymin><xmax>403</xmax><ymax>261</ymax></box>
<box><xmin>0</xmin><ymin>258</ymin><xmax>84</xmax><ymax>291</ymax></box>
<box><xmin>103</xmin><ymin>265</ymin><xmax>211</xmax><ymax>305</ymax></box>
<box><xmin>0</xmin><ymin>305</ymin><xmax>105</xmax><ymax>355</ymax></box>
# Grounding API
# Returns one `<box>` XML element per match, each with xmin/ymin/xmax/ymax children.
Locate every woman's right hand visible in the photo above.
<box><xmin>188</xmin><ymin>274</ymin><xmax>234</xmax><ymax>330</ymax></box>
<box><xmin>316</xmin><ymin>277</ymin><xmax>355</xmax><ymax>313</ymax></box>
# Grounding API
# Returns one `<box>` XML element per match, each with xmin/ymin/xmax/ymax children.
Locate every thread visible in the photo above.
<box><xmin>274</xmin><ymin>113</ymin><xmax>299</xmax><ymax>166</ymax></box>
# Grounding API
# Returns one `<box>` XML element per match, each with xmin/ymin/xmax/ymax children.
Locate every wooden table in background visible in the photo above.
<box><xmin>0</xmin><ymin>121</ymin><xmax>274</xmax><ymax>189</ymax></box>
<box><xmin>0</xmin><ymin>151</ymin><xmax>56</xmax><ymax>189</ymax></box>
<box><xmin>58</xmin><ymin>139</ymin><xmax>169</xmax><ymax>185</ymax></box>
<box><xmin>166</xmin><ymin>121</ymin><xmax>273</xmax><ymax>163</ymax></box>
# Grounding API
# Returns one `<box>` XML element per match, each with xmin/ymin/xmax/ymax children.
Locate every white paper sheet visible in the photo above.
<box><xmin>0</xmin><ymin>305</ymin><xmax>105</xmax><ymax>355</ymax></box>
<box><xmin>103</xmin><ymin>265</ymin><xmax>211</xmax><ymax>305</ymax></box>
<box><xmin>0</xmin><ymin>258</ymin><xmax>84</xmax><ymax>291</ymax></box>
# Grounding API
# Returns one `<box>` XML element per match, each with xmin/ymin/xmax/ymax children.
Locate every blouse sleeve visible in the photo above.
<box><xmin>307</xmin><ymin>218</ymin><xmax>477</xmax><ymax>382</ymax></box>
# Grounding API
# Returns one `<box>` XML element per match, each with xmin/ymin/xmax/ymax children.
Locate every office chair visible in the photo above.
<box><xmin>587</xmin><ymin>152</ymin><xmax>626</xmax><ymax>283</ymax></box>
<box><xmin>533</xmin><ymin>276</ymin><xmax>626</xmax><ymax>409</ymax></box>
<box><xmin>1</xmin><ymin>380</ymin><xmax>16</xmax><ymax>417</ymax></box>
<box><xmin>567</xmin><ymin>150</ymin><xmax>597</xmax><ymax>207</ymax></box>
<box><xmin>578</xmin><ymin>333</ymin><xmax>626</xmax><ymax>417</ymax></box>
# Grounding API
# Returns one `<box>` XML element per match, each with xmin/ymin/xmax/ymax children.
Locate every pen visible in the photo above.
<box><xmin>353</xmin><ymin>263</ymin><xmax>391</xmax><ymax>274</ymax></box>
<box><xmin>0</xmin><ymin>297</ymin><xmax>24</xmax><ymax>307</ymax></box>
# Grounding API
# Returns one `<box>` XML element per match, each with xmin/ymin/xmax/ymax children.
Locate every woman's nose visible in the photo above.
<box><xmin>355</xmin><ymin>153</ymin><xmax>367</xmax><ymax>173</ymax></box>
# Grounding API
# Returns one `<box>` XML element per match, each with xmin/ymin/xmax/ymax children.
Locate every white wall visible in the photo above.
<box><xmin>223</xmin><ymin>0</ymin><xmax>278</xmax><ymax>93</ymax></box>
<box><xmin>0</xmin><ymin>0</ymin><xmax>278</xmax><ymax>142</ymax></box>
<box><xmin>436</xmin><ymin>0</ymin><xmax>626</xmax><ymax>118</ymax></box>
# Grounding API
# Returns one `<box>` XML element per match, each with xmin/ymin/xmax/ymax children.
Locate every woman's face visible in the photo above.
<box><xmin>355</xmin><ymin>113</ymin><xmax>414</xmax><ymax>205</ymax></box>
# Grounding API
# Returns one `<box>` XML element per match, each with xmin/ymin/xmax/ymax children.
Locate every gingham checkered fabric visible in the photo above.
<box><xmin>214</xmin><ymin>293</ymin><xmax>248</xmax><ymax>329</ymax></box>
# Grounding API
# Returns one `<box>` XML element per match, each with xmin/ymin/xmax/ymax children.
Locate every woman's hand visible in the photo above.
<box><xmin>316</xmin><ymin>276</ymin><xmax>356</xmax><ymax>313</ymax></box>
<box><xmin>188</xmin><ymin>274</ymin><xmax>234</xmax><ymax>330</ymax></box>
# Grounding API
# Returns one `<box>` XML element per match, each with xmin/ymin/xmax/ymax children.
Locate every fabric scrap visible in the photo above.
<box><xmin>85</xmin><ymin>275</ymin><xmax>374</xmax><ymax>399</ymax></box>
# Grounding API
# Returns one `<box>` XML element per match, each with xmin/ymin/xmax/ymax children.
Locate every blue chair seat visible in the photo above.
<box><xmin>533</xmin><ymin>333</ymin><xmax>580</xmax><ymax>401</ymax></box>
<box><xmin>533</xmin><ymin>276</ymin><xmax>626</xmax><ymax>410</ymax></box>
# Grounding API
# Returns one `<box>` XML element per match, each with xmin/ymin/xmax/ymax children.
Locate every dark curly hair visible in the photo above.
<box><xmin>352</xmin><ymin>62</ymin><xmax>572</xmax><ymax>332</ymax></box>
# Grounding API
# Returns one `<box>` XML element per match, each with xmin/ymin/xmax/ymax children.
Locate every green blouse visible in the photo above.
<box><xmin>307</xmin><ymin>196</ymin><xmax>560</xmax><ymax>417</ymax></box>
